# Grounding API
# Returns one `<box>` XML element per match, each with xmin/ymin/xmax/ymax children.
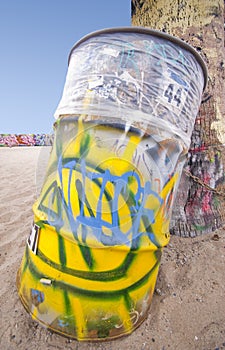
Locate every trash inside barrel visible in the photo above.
<box><xmin>17</xmin><ymin>27</ymin><xmax>207</xmax><ymax>341</ymax></box>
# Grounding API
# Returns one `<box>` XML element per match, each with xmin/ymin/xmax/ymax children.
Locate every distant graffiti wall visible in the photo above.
<box><xmin>0</xmin><ymin>134</ymin><xmax>54</xmax><ymax>147</ymax></box>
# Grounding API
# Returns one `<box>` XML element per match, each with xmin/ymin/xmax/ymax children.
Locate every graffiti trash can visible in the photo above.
<box><xmin>17</xmin><ymin>27</ymin><xmax>207</xmax><ymax>341</ymax></box>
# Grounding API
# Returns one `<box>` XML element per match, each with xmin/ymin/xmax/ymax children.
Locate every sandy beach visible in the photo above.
<box><xmin>0</xmin><ymin>146</ymin><xmax>225</xmax><ymax>350</ymax></box>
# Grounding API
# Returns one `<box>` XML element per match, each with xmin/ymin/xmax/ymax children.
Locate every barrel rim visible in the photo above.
<box><xmin>68</xmin><ymin>26</ymin><xmax>208</xmax><ymax>90</ymax></box>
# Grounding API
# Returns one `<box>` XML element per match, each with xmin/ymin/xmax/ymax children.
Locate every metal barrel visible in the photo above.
<box><xmin>17</xmin><ymin>27</ymin><xmax>207</xmax><ymax>341</ymax></box>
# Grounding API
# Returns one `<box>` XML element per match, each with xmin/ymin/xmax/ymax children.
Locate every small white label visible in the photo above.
<box><xmin>40</xmin><ymin>278</ymin><xmax>52</xmax><ymax>286</ymax></box>
<box><xmin>27</xmin><ymin>223</ymin><xmax>40</xmax><ymax>254</ymax></box>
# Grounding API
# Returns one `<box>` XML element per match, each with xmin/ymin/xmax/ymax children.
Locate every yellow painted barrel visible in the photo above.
<box><xmin>17</xmin><ymin>27</ymin><xmax>207</xmax><ymax>341</ymax></box>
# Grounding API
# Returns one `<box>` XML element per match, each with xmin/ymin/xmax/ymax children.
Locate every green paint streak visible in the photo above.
<box><xmin>79</xmin><ymin>132</ymin><xmax>91</xmax><ymax>156</ymax></box>
<box><xmin>37</xmin><ymin>180</ymin><xmax>58</xmax><ymax>216</ymax></box>
<box><xmin>58</xmin><ymin>235</ymin><xmax>67</xmax><ymax>267</ymax></box>
<box><xmin>26</xmin><ymin>253</ymin><xmax>159</xmax><ymax>299</ymax></box>
<box><xmin>76</xmin><ymin>179</ymin><xmax>95</xmax><ymax>269</ymax></box>
<box><xmin>24</xmin><ymin>250</ymin><xmax>43</xmax><ymax>283</ymax></box>
<box><xmin>37</xmin><ymin>249</ymin><xmax>136</xmax><ymax>281</ymax></box>
<box><xmin>52</xmin><ymin>260</ymin><xmax>159</xmax><ymax>297</ymax></box>
<box><xmin>78</xmin><ymin>244</ymin><xmax>94</xmax><ymax>270</ymax></box>
<box><xmin>142</xmin><ymin>215</ymin><xmax>162</xmax><ymax>248</ymax></box>
<box><xmin>124</xmin><ymin>292</ymin><xmax>134</xmax><ymax>311</ymax></box>
<box><xmin>76</xmin><ymin>178</ymin><xmax>95</xmax><ymax>218</ymax></box>
<box><xmin>63</xmin><ymin>289</ymin><xmax>72</xmax><ymax>315</ymax></box>
<box><xmin>21</xmin><ymin>245</ymin><xmax>30</xmax><ymax>277</ymax></box>
<box><xmin>92</xmin><ymin>177</ymin><xmax>121</xmax><ymax>228</ymax></box>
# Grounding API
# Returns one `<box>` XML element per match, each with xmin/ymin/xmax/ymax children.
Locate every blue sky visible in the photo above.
<box><xmin>0</xmin><ymin>0</ymin><xmax>131</xmax><ymax>134</ymax></box>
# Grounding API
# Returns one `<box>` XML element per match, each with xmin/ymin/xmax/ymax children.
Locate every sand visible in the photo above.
<box><xmin>0</xmin><ymin>146</ymin><xmax>225</xmax><ymax>350</ymax></box>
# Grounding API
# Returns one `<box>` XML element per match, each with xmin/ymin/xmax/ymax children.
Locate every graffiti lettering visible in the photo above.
<box><xmin>40</xmin><ymin>154</ymin><xmax>163</xmax><ymax>247</ymax></box>
<box><xmin>35</xmin><ymin>117</ymin><xmax>183</xmax><ymax>251</ymax></box>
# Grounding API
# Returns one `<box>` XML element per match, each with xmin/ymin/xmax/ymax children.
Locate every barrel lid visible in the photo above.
<box><xmin>68</xmin><ymin>26</ymin><xmax>208</xmax><ymax>90</ymax></box>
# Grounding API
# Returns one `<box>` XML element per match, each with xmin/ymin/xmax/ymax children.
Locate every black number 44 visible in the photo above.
<box><xmin>164</xmin><ymin>84</ymin><xmax>182</xmax><ymax>107</ymax></box>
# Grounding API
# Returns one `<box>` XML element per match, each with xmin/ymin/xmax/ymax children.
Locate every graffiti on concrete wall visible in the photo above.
<box><xmin>0</xmin><ymin>134</ymin><xmax>54</xmax><ymax>147</ymax></box>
